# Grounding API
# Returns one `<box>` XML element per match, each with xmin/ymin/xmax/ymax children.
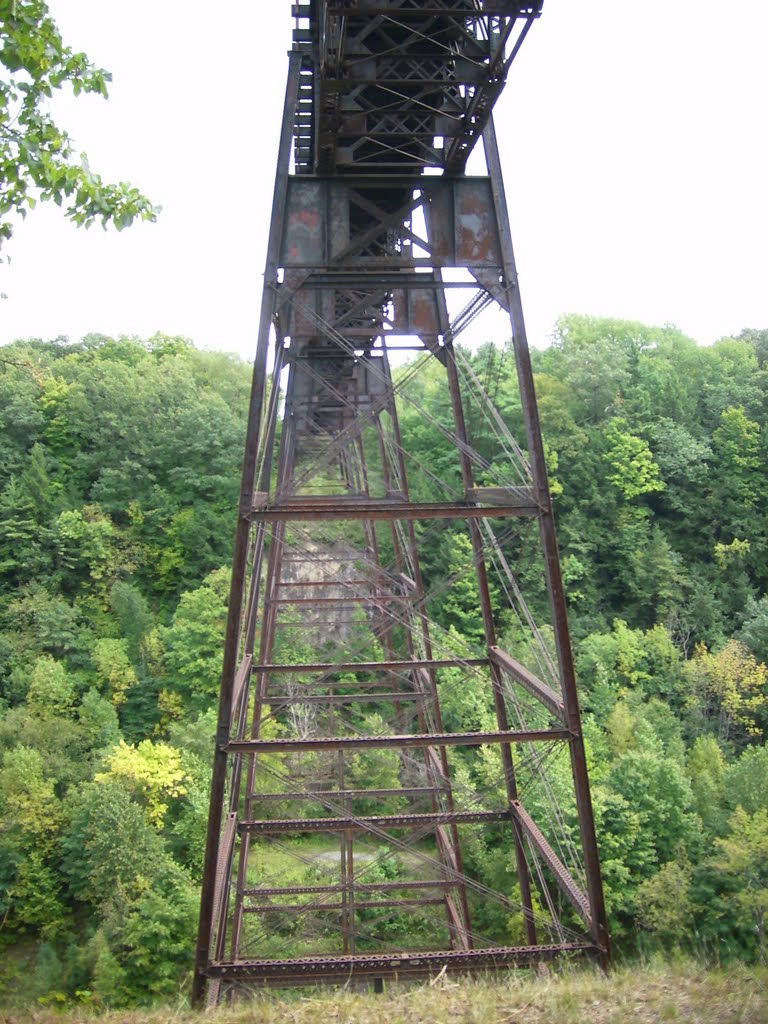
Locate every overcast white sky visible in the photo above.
<box><xmin>1</xmin><ymin>1</ymin><xmax>766</xmax><ymax>358</ymax></box>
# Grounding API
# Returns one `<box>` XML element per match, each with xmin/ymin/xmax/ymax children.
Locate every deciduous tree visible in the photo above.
<box><xmin>0</xmin><ymin>0</ymin><xmax>157</xmax><ymax>248</ymax></box>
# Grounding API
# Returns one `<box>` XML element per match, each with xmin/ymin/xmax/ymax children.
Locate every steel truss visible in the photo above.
<box><xmin>193</xmin><ymin>0</ymin><xmax>608</xmax><ymax>1006</ymax></box>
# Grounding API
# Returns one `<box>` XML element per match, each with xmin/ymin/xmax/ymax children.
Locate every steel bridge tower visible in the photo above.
<box><xmin>193</xmin><ymin>1</ymin><xmax>608</xmax><ymax>1005</ymax></box>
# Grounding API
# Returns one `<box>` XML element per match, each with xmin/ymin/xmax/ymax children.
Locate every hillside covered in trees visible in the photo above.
<box><xmin>0</xmin><ymin>319</ymin><xmax>767</xmax><ymax>1006</ymax></box>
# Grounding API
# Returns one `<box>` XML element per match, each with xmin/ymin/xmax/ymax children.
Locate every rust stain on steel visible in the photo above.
<box><xmin>455</xmin><ymin>181</ymin><xmax>501</xmax><ymax>265</ymax></box>
<box><xmin>283</xmin><ymin>182</ymin><xmax>324</xmax><ymax>265</ymax></box>
<box><xmin>410</xmin><ymin>289</ymin><xmax>441</xmax><ymax>335</ymax></box>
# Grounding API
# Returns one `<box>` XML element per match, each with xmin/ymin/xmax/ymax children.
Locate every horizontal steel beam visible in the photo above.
<box><xmin>280</xmin><ymin>555</ymin><xmax>363</xmax><ymax>562</ymax></box>
<box><xmin>263</xmin><ymin>680</ymin><xmax>426</xmax><ymax>694</ymax></box>
<box><xmin>275</xmin><ymin>578</ymin><xmax>376</xmax><ymax>587</ymax></box>
<box><xmin>250</xmin><ymin>657</ymin><xmax>488</xmax><ymax>674</ymax></box>
<box><xmin>284</xmin><ymin>273</ymin><xmax>480</xmax><ymax>289</ymax></box>
<box><xmin>271</xmin><ymin>620</ymin><xmax>375</xmax><ymax>628</ymax></box>
<box><xmin>311</xmin><ymin>7</ymin><xmax>524</xmax><ymax>16</ymax></box>
<box><xmin>207</xmin><ymin>943</ymin><xmax>595</xmax><ymax>984</ymax></box>
<box><xmin>250</xmin><ymin>786</ymin><xmax>440</xmax><ymax>801</ymax></box>
<box><xmin>243</xmin><ymin>880</ymin><xmax>458</xmax><ymax>897</ymax></box>
<box><xmin>284</xmin><ymin>174</ymin><xmax>491</xmax><ymax>188</ymax></box>
<box><xmin>340</xmin><ymin>76</ymin><xmax>485</xmax><ymax>87</ymax></box>
<box><xmin>468</xmin><ymin>486</ymin><xmax>537</xmax><ymax>508</ymax></box>
<box><xmin>249</xmin><ymin>499</ymin><xmax>539</xmax><ymax>523</ymax></box>
<box><xmin>244</xmin><ymin>897</ymin><xmax>445</xmax><ymax>913</ymax></box>
<box><xmin>225</xmin><ymin>727</ymin><xmax>570</xmax><ymax>755</ymax></box>
<box><xmin>239</xmin><ymin>809</ymin><xmax>510</xmax><ymax>834</ymax></box>
<box><xmin>262</xmin><ymin>692</ymin><xmax>429</xmax><ymax>706</ymax></box>
<box><xmin>270</xmin><ymin>594</ymin><xmax>406</xmax><ymax>605</ymax></box>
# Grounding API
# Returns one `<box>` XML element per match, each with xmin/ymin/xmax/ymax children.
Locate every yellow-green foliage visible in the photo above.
<box><xmin>95</xmin><ymin>739</ymin><xmax>187</xmax><ymax>826</ymax></box>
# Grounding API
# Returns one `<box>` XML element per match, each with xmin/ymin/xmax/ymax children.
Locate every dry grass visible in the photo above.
<box><xmin>2</xmin><ymin>960</ymin><xmax>766</xmax><ymax>1024</ymax></box>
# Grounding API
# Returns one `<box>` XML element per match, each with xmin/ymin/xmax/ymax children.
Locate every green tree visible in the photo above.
<box><xmin>604</xmin><ymin>745</ymin><xmax>700</xmax><ymax>897</ymax></box>
<box><xmin>710</xmin><ymin>807</ymin><xmax>768</xmax><ymax>961</ymax></box>
<box><xmin>603</xmin><ymin>418</ymin><xmax>665</xmax><ymax>502</ymax></box>
<box><xmin>54</xmin><ymin>504</ymin><xmax>118</xmax><ymax>598</ymax></box>
<box><xmin>438</xmin><ymin>531</ymin><xmax>487</xmax><ymax>646</ymax></box>
<box><xmin>109</xmin><ymin>580</ymin><xmax>153</xmax><ymax>662</ymax></box>
<box><xmin>636</xmin><ymin>859</ymin><xmax>694</xmax><ymax>949</ymax></box>
<box><xmin>0</xmin><ymin>744</ymin><xmax>60</xmax><ymax>840</ymax></box>
<box><xmin>723</xmin><ymin>744</ymin><xmax>768</xmax><ymax>816</ymax></box>
<box><xmin>0</xmin><ymin>699</ymin><xmax>85</xmax><ymax>791</ymax></box>
<box><xmin>737</xmin><ymin>594</ymin><xmax>768</xmax><ymax>665</ymax></box>
<box><xmin>91</xmin><ymin>637</ymin><xmax>139</xmax><ymax>709</ymax></box>
<box><xmin>99</xmin><ymin>860</ymin><xmax>198</xmax><ymax>1004</ymax></box>
<box><xmin>61</xmin><ymin>780</ymin><xmax>165</xmax><ymax>910</ymax></box>
<box><xmin>94</xmin><ymin>739</ymin><xmax>187</xmax><ymax>827</ymax></box>
<box><xmin>686</xmin><ymin>735</ymin><xmax>726</xmax><ymax>836</ymax></box>
<box><xmin>0</xmin><ymin>0</ymin><xmax>157</xmax><ymax>248</ymax></box>
<box><xmin>710</xmin><ymin>406</ymin><xmax>762</xmax><ymax>543</ymax></box>
<box><xmin>86</xmin><ymin>929</ymin><xmax>127</xmax><ymax>1005</ymax></box>
<box><xmin>437</xmin><ymin>629</ymin><xmax>497</xmax><ymax>734</ymax></box>
<box><xmin>60</xmin><ymin>781</ymin><xmax>196</xmax><ymax>1002</ymax></box>
<box><xmin>543</xmin><ymin>315</ymin><xmax>644</xmax><ymax>424</ymax></box>
<box><xmin>576</xmin><ymin>620</ymin><xmax>685</xmax><ymax>720</ymax></box>
<box><xmin>0</xmin><ymin>476</ymin><xmax>45</xmax><ymax>586</ymax></box>
<box><xmin>161</xmin><ymin>567</ymin><xmax>228</xmax><ymax>711</ymax></box>
<box><xmin>684</xmin><ymin>639</ymin><xmax>768</xmax><ymax>747</ymax></box>
<box><xmin>77</xmin><ymin>688</ymin><xmax>120</xmax><ymax>754</ymax></box>
<box><xmin>25</xmin><ymin>653</ymin><xmax>76</xmax><ymax>718</ymax></box>
<box><xmin>0</xmin><ymin>355</ymin><xmax>45</xmax><ymax>479</ymax></box>
<box><xmin>0</xmin><ymin>745</ymin><xmax>65</xmax><ymax>935</ymax></box>
<box><xmin>1</xmin><ymin>585</ymin><xmax>82</xmax><ymax>665</ymax></box>
<box><xmin>344</xmin><ymin>713</ymin><xmax>405</xmax><ymax>815</ymax></box>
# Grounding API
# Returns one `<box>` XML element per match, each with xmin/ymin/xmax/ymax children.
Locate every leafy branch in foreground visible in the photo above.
<box><xmin>0</xmin><ymin>0</ymin><xmax>158</xmax><ymax>248</ymax></box>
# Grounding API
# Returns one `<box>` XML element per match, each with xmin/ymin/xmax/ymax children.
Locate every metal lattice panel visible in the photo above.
<box><xmin>292</xmin><ymin>1</ymin><xmax>543</xmax><ymax>173</ymax></box>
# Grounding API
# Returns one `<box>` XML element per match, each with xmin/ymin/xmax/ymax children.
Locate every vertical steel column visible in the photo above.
<box><xmin>192</xmin><ymin>50</ymin><xmax>305</xmax><ymax>1008</ymax></box>
<box><xmin>482</xmin><ymin>116</ymin><xmax>610</xmax><ymax>959</ymax></box>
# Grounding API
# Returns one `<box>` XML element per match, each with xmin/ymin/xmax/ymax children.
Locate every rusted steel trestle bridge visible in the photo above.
<box><xmin>193</xmin><ymin>0</ymin><xmax>609</xmax><ymax>1005</ymax></box>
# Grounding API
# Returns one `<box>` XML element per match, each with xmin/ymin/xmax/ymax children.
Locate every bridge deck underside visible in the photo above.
<box><xmin>292</xmin><ymin>0</ymin><xmax>543</xmax><ymax>174</ymax></box>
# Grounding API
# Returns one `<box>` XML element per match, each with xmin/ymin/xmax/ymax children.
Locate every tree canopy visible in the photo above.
<box><xmin>0</xmin><ymin>0</ymin><xmax>157</xmax><ymax>250</ymax></box>
<box><xmin>0</xmin><ymin>322</ymin><xmax>767</xmax><ymax>1005</ymax></box>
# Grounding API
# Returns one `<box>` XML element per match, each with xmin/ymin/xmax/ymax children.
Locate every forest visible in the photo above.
<box><xmin>0</xmin><ymin>318</ymin><xmax>767</xmax><ymax>1007</ymax></box>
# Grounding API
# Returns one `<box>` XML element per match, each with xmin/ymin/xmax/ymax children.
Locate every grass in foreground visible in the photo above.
<box><xmin>3</xmin><ymin>959</ymin><xmax>766</xmax><ymax>1024</ymax></box>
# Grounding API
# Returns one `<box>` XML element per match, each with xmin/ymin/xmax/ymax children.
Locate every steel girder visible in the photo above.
<box><xmin>292</xmin><ymin>1</ymin><xmax>543</xmax><ymax>173</ymax></box>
